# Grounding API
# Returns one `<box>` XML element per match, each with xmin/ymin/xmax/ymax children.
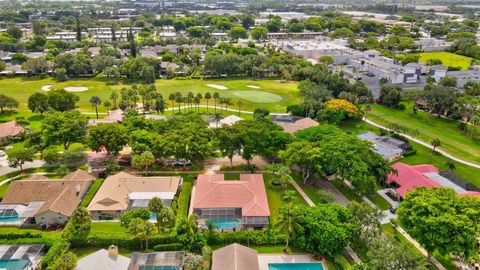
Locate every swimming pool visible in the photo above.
<box><xmin>0</xmin><ymin>259</ymin><xmax>29</xmax><ymax>269</ymax></box>
<box><xmin>0</xmin><ymin>216</ymin><xmax>24</xmax><ymax>223</ymax></box>
<box><xmin>139</xmin><ymin>266</ymin><xmax>180</xmax><ymax>270</ymax></box>
<box><xmin>268</xmin><ymin>263</ymin><xmax>325</xmax><ymax>270</ymax></box>
<box><xmin>208</xmin><ymin>217</ymin><xmax>240</xmax><ymax>229</ymax></box>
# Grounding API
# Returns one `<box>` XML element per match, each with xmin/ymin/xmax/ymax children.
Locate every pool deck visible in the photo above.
<box><xmin>258</xmin><ymin>254</ymin><xmax>326</xmax><ymax>270</ymax></box>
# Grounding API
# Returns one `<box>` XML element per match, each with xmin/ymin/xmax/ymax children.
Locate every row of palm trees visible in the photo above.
<box><xmin>167</xmin><ymin>91</ymin><xmax>244</xmax><ymax>116</ymax></box>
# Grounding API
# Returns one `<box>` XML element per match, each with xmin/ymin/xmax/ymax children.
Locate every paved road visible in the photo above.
<box><xmin>364</xmin><ymin>118</ymin><xmax>480</xmax><ymax>169</ymax></box>
<box><xmin>0</xmin><ymin>160</ymin><xmax>46</xmax><ymax>176</ymax></box>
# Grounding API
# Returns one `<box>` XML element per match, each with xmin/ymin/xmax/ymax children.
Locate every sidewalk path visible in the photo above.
<box><xmin>164</xmin><ymin>105</ymin><xmax>289</xmax><ymax>116</ymax></box>
<box><xmin>291</xmin><ymin>181</ymin><xmax>315</xmax><ymax>207</ymax></box>
<box><xmin>364</xmin><ymin>118</ymin><xmax>480</xmax><ymax>169</ymax></box>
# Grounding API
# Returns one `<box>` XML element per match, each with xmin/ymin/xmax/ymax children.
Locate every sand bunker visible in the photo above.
<box><xmin>206</xmin><ymin>84</ymin><xmax>228</xmax><ymax>90</ymax></box>
<box><xmin>64</xmin><ymin>86</ymin><xmax>89</xmax><ymax>92</ymax></box>
<box><xmin>247</xmin><ymin>85</ymin><xmax>261</xmax><ymax>89</ymax></box>
<box><xmin>41</xmin><ymin>85</ymin><xmax>52</xmax><ymax>91</ymax></box>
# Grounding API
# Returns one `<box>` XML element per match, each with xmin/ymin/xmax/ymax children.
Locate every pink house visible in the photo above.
<box><xmin>189</xmin><ymin>174</ymin><xmax>270</xmax><ymax>230</ymax></box>
<box><xmin>387</xmin><ymin>162</ymin><xmax>441</xmax><ymax>199</ymax></box>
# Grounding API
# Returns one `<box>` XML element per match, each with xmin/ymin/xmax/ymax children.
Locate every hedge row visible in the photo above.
<box><xmin>40</xmin><ymin>240</ymin><xmax>70</xmax><ymax>269</ymax></box>
<box><xmin>0</xmin><ymin>232</ymin><xmax>42</xmax><ymax>240</ymax></box>
<box><xmin>85</xmin><ymin>233</ymin><xmax>178</xmax><ymax>250</ymax></box>
<box><xmin>153</xmin><ymin>243</ymin><xmax>183</xmax><ymax>251</ymax></box>
<box><xmin>208</xmin><ymin>230</ymin><xmax>285</xmax><ymax>246</ymax></box>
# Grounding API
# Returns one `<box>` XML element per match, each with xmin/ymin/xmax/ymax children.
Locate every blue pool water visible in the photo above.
<box><xmin>139</xmin><ymin>266</ymin><xmax>179</xmax><ymax>270</ymax></box>
<box><xmin>208</xmin><ymin>217</ymin><xmax>240</xmax><ymax>229</ymax></box>
<box><xmin>0</xmin><ymin>216</ymin><xmax>23</xmax><ymax>223</ymax></box>
<box><xmin>0</xmin><ymin>259</ymin><xmax>29</xmax><ymax>269</ymax></box>
<box><xmin>269</xmin><ymin>263</ymin><xmax>325</xmax><ymax>270</ymax></box>
<box><xmin>149</xmin><ymin>212</ymin><xmax>157</xmax><ymax>223</ymax></box>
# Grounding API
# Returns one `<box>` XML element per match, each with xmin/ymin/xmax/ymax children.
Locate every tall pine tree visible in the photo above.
<box><xmin>75</xmin><ymin>16</ymin><xmax>82</xmax><ymax>41</ymax></box>
<box><xmin>128</xmin><ymin>27</ymin><xmax>137</xmax><ymax>57</ymax></box>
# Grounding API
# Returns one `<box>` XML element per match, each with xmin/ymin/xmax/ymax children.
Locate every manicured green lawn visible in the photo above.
<box><xmin>0</xmin><ymin>183</ymin><xmax>10</xmax><ymax>200</ymax></box>
<box><xmin>0</xmin><ymin>226</ymin><xmax>61</xmax><ymax>239</ymax></box>
<box><xmin>0</xmin><ymin>77</ymin><xmax>299</xmax><ymax>117</ymax></box>
<box><xmin>263</xmin><ymin>174</ymin><xmax>308</xmax><ymax>223</ymax></box>
<box><xmin>331</xmin><ymin>179</ymin><xmax>363</xmax><ymax>202</ymax></box>
<box><xmin>367</xmin><ymin>103</ymin><xmax>480</xmax><ymax>165</ymax></box>
<box><xmin>340</xmin><ymin>120</ymin><xmax>480</xmax><ymax>188</ymax></box>
<box><xmin>90</xmin><ymin>222</ymin><xmax>128</xmax><ymax>237</ymax></box>
<box><xmin>365</xmin><ymin>192</ymin><xmax>391</xmax><ymax>211</ymax></box>
<box><xmin>291</xmin><ymin>173</ymin><xmax>324</xmax><ymax>205</ymax></box>
<box><xmin>417</xmin><ymin>52</ymin><xmax>472</xmax><ymax>70</ymax></box>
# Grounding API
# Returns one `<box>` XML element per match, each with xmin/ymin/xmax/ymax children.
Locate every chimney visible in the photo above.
<box><xmin>108</xmin><ymin>245</ymin><xmax>118</xmax><ymax>258</ymax></box>
<box><xmin>75</xmin><ymin>184</ymin><xmax>81</xmax><ymax>196</ymax></box>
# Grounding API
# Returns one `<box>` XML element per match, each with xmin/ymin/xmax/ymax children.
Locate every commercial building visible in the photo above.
<box><xmin>190</xmin><ymin>174</ymin><xmax>270</xmax><ymax>230</ymax></box>
<box><xmin>87</xmin><ymin>172</ymin><xmax>182</xmax><ymax>220</ymax></box>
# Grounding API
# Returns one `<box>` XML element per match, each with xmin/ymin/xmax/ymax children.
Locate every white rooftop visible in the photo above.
<box><xmin>128</xmin><ymin>192</ymin><xmax>175</xmax><ymax>200</ymax></box>
<box><xmin>75</xmin><ymin>249</ymin><xmax>130</xmax><ymax>270</ymax></box>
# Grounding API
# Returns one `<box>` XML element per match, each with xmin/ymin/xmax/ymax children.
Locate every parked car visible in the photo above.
<box><xmin>367</xmin><ymin>73</ymin><xmax>375</xmax><ymax>77</ymax></box>
<box><xmin>174</xmin><ymin>159</ymin><xmax>191</xmax><ymax>166</ymax></box>
<box><xmin>390</xmin><ymin>205</ymin><xmax>398</xmax><ymax>214</ymax></box>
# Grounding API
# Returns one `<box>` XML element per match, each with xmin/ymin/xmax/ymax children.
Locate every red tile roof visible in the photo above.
<box><xmin>387</xmin><ymin>162</ymin><xmax>441</xmax><ymax>198</ymax></box>
<box><xmin>191</xmin><ymin>174</ymin><xmax>270</xmax><ymax>217</ymax></box>
<box><xmin>0</xmin><ymin>121</ymin><xmax>25</xmax><ymax>138</ymax></box>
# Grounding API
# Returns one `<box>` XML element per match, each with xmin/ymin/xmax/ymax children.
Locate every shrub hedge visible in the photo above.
<box><xmin>0</xmin><ymin>232</ymin><xmax>42</xmax><ymax>240</ymax></box>
<box><xmin>40</xmin><ymin>240</ymin><xmax>70</xmax><ymax>269</ymax></box>
<box><xmin>207</xmin><ymin>230</ymin><xmax>285</xmax><ymax>246</ymax></box>
<box><xmin>153</xmin><ymin>243</ymin><xmax>183</xmax><ymax>251</ymax></box>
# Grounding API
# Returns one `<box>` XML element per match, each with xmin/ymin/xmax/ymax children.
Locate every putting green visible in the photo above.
<box><xmin>232</xmin><ymin>91</ymin><xmax>283</xmax><ymax>103</ymax></box>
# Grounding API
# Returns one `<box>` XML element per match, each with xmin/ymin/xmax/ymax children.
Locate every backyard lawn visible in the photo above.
<box><xmin>366</xmin><ymin>103</ymin><xmax>480</xmax><ymax>165</ymax></box>
<box><xmin>340</xmin><ymin>120</ymin><xmax>480</xmax><ymax>188</ymax></box>
<box><xmin>417</xmin><ymin>52</ymin><xmax>472</xmax><ymax>70</ymax></box>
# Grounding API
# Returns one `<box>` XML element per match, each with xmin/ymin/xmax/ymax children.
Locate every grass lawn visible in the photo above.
<box><xmin>0</xmin><ymin>226</ymin><xmax>61</xmax><ymax>239</ymax></box>
<box><xmin>367</xmin><ymin>103</ymin><xmax>480</xmax><ymax>165</ymax></box>
<box><xmin>340</xmin><ymin>120</ymin><xmax>480</xmax><ymax>188</ymax></box>
<box><xmin>263</xmin><ymin>174</ymin><xmax>308</xmax><ymax>223</ymax></box>
<box><xmin>331</xmin><ymin>179</ymin><xmax>363</xmax><ymax>202</ymax></box>
<box><xmin>90</xmin><ymin>222</ymin><xmax>128</xmax><ymax>237</ymax></box>
<box><xmin>292</xmin><ymin>173</ymin><xmax>324</xmax><ymax>205</ymax></box>
<box><xmin>79</xmin><ymin>179</ymin><xmax>104</xmax><ymax>208</ymax></box>
<box><xmin>0</xmin><ymin>77</ymin><xmax>299</xmax><ymax>119</ymax></box>
<box><xmin>365</xmin><ymin>192</ymin><xmax>391</xmax><ymax>211</ymax></box>
<box><xmin>0</xmin><ymin>183</ymin><xmax>9</xmax><ymax>200</ymax></box>
<box><xmin>417</xmin><ymin>52</ymin><xmax>472</xmax><ymax>70</ymax></box>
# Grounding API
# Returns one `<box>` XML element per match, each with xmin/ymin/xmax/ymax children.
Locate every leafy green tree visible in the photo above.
<box><xmin>55</xmin><ymin>68</ymin><xmax>68</xmax><ymax>82</ymax></box>
<box><xmin>47</xmin><ymin>89</ymin><xmax>79</xmax><ymax>112</ymax></box>
<box><xmin>266</xmin><ymin>18</ymin><xmax>283</xmax><ymax>32</ymax></box>
<box><xmin>148</xmin><ymin>197</ymin><xmax>165</xmax><ymax>234</ymax></box>
<box><xmin>128</xmin><ymin>218</ymin><xmax>155</xmax><ymax>250</ymax></box>
<box><xmin>42</xmin><ymin>147</ymin><xmax>61</xmax><ymax>165</ymax></box>
<box><xmin>28</xmin><ymin>92</ymin><xmax>49</xmax><ymax>113</ymax></box>
<box><xmin>120</xmin><ymin>209</ymin><xmax>150</xmax><ymax>227</ymax></box>
<box><xmin>431</xmin><ymin>138</ymin><xmax>441</xmax><ymax>152</ymax></box>
<box><xmin>42</xmin><ymin>111</ymin><xmax>88</xmax><ymax>149</ymax></box>
<box><xmin>0</xmin><ymin>94</ymin><xmax>19</xmax><ymax>113</ymax></box>
<box><xmin>7</xmin><ymin>148</ymin><xmax>35</xmax><ymax>172</ymax></box>
<box><xmin>87</xmin><ymin>123</ymin><xmax>128</xmax><ymax>155</ymax></box>
<box><xmin>7</xmin><ymin>26</ymin><xmax>22</xmax><ymax>40</ymax></box>
<box><xmin>294</xmin><ymin>204</ymin><xmax>354</xmax><ymax>257</ymax></box>
<box><xmin>251</xmin><ymin>26</ymin><xmax>268</xmax><ymax>41</ymax></box>
<box><xmin>62</xmin><ymin>207</ymin><xmax>91</xmax><ymax>243</ymax></box>
<box><xmin>316</xmin><ymin>190</ymin><xmax>336</xmax><ymax>204</ymax></box>
<box><xmin>131</xmin><ymin>151</ymin><xmax>155</xmax><ymax>174</ymax></box>
<box><xmin>280</xmin><ymin>140</ymin><xmax>322</xmax><ymax>184</ymax></box>
<box><xmin>157</xmin><ymin>207</ymin><xmax>175</xmax><ymax>234</ymax></box>
<box><xmin>228</xmin><ymin>26</ymin><xmax>247</xmax><ymax>41</ymax></box>
<box><xmin>276</xmin><ymin>204</ymin><xmax>303</xmax><ymax>250</ymax></box>
<box><xmin>48</xmin><ymin>251</ymin><xmax>77</xmax><ymax>270</ymax></box>
<box><xmin>11</xmin><ymin>53</ymin><xmax>28</xmax><ymax>65</ymax></box>
<box><xmin>215</xmin><ymin>125</ymin><xmax>241</xmax><ymax>167</ymax></box>
<box><xmin>103</xmin><ymin>100</ymin><xmax>111</xmax><ymax>113</ymax></box>
<box><xmin>22</xmin><ymin>57</ymin><xmax>49</xmax><ymax>74</ymax></box>
<box><xmin>110</xmin><ymin>91</ymin><xmax>119</xmax><ymax>109</ymax></box>
<box><xmin>61</xmin><ymin>148</ymin><xmax>87</xmax><ymax>166</ymax></box>
<box><xmin>397</xmin><ymin>187</ymin><xmax>478</xmax><ymax>261</ymax></box>
<box><xmin>89</xmin><ymin>96</ymin><xmax>102</xmax><ymax>119</ymax></box>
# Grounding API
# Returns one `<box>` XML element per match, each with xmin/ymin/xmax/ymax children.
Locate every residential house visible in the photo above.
<box><xmin>208</xmin><ymin>115</ymin><xmax>243</xmax><ymax>128</ymax></box>
<box><xmin>0</xmin><ymin>121</ymin><xmax>25</xmax><ymax>142</ymax></box>
<box><xmin>76</xmin><ymin>246</ymin><xmax>130</xmax><ymax>270</ymax></box>
<box><xmin>128</xmin><ymin>251</ymin><xmax>184</xmax><ymax>270</ymax></box>
<box><xmin>87</xmin><ymin>172</ymin><xmax>182</xmax><ymax>220</ymax></box>
<box><xmin>430</xmin><ymin>65</ymin><xmax>448</xmax><ymax>82</ymax></box>
<box><xmin>386</xmin><ymin>162</ymin><xmax>479</xmax><ymax>200</ymax></box>
<box><xmin>357</xmin><ymin>132</ymin><xmax>412</xmax><ymax>162</ymax></box>
<box><xmin>212</xmin><ymin>243</ymin><xmax>259</xmax><ymax>270</ymax></box>
<box><xmin>414</xmin><ymin>38</ymin><xmax>453</xmax><ymax>52</ymax></box>
<box><xmin>88</xmin><ymin>110</ymin><xmax>124</xmax><ymax>126</ymax></box>
<box><xmin>190</xmin><ymin>174</ymin><xmax>270</xmax><ymax>230</ymax></box>
<box><xmin>0</xmin><ymin>170</ymin><xmax>95</xmax><ymax>226</ymax></box>
<box><xmin>271</xmin><ymin>115</ymin><xmax>319</xmax><ymax>134</ymax></box>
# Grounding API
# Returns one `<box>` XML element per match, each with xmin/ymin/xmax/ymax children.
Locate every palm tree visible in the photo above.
<box><xmin>148</xmin><ymin>197</ymin><xmax>165</xmax><ymax>234</ymax></box>
<box><xmin>204</xmin><ymin>92</ymin><xmax>211</xmax><ymax>113</ymax></box>
<box><xmin>175</xmin><ymin>93</ymin><xmax>182</xmax><ymax>114</ymax></box>
<box><xmin>168</xmin><ymin>93</ymin><xmax>175</xmax><ymax>115</ymax></box>
<box><xmin>213</xmin><ymin>92</ymin><xmax>220</xmax><ymax>114</ymax></box>
<box><xmin>276</xmin><ymin>204</ymin><xmax>303</xmax><ymax>251</ymax></box>
<box><xmin>236</xmin><ymin>101</ymin><xmax>243</xmax><ymax>117</ymax></box>
<box><xmin>431</xmin><ymin>138</ymin><xmax>441</xmax><ymax>152</ymax></box>
<box><xmin>196</xmin><ymin>93</ymin><xmax>202</xmax><ymax>112</ymax></box>
<box><xmin>110</xmin><ymin>91</ymin><xmax>118</xmax><ymax>109</ymax></box>
<box><xmin>187</xmin><ymin>92</ymin><xmax>194</xmax><ymax>111</ymax></box>
<box><xmin>157</xmin><ymin>207</ymin><xmax>175</xmax><ymax>233</ymax></box>
<box><xmin>89</xmin><ymin>96</ymin><xmax>102</xmax><ymax>119</ymax></box>
<box><xmin>104</xmin><ymin>100</ymin><xmax>111</xmax><ymax>114</ymax></box>
<box><xmin>224</xmin><ymin>98</ymin><xmax>232</xmax><ymax>113</ymax></box>
<box><xmin>186</xmin><ymin>214</ymin><xmax>198</xmax><ymax>234</ymax></box>
<box><xmin>128</xmin><ymin>218</ymin><xmax>146</xmax><ymax>250</ymax></box>
<box><xmin>444</xmin><ymin>161</ymin><xmax>456</xmax><ymax>172</ymax></box>
<box><xmin>194</xmin><ymin>96</ymin><xmax>201</xmax><ymax>113</ymax></box>
<box><xmin>219</xmin><ymin>98</ymin><xmax>225</xmax><ymax>115</ymax></box>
